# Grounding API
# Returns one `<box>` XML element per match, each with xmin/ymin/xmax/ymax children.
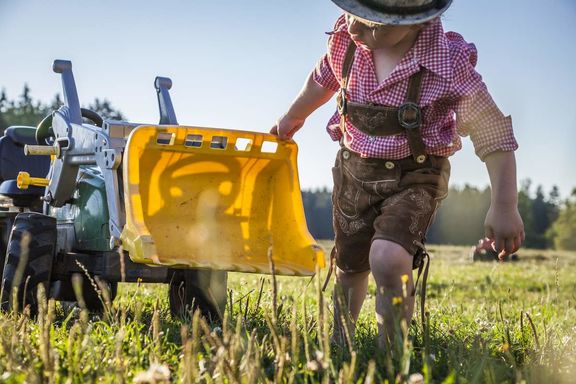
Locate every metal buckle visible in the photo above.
<box><xmin>398</xmin><ymin>102</ymin><xmax>421</xmax><ymax>130</ymax></box>
<box><xmin>337</xmin><ymin>89</ymin><xmax>347</xmax><ymax>115</ymax></box>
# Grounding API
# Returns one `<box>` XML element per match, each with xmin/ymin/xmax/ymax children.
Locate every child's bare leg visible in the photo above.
<box><xmin>369</xmin><ymin>239</ymin><xmax>415</xmax><ymax>348</ymax></box>
<box><xmin>333</xmin><ymin>267</ymin><xmax>370</xmax><ymax>342</ymax></box>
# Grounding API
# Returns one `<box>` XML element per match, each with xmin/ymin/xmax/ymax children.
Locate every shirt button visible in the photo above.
<box><xmin>385</xmin><ymin>161</ymin><xmax>395</xmax><ymax>170</ymax></box>
<box><xmin>368</xmin><ymin>136</ymin><xmax>376</xmax><ymax>142</ymax></box>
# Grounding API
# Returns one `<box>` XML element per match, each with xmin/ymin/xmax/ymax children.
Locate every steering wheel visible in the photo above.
<box><xmin>36</xmin><ymin>108</ymin><xmax>104</xmax><ymax>145</ymax></box>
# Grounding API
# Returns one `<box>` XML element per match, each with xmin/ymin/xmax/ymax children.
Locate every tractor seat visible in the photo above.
<box><xmin>0</xmin><ymin>126</ymin><xmax>51</xmax><ymax>207</ymax></box>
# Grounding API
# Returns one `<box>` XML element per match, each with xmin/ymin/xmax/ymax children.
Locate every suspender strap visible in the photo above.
<box><xmin>321</xmin><ymin>247</ymin><xmax>337</xmax><ymax>292</ymax></box>
<box><xmin>412</xmin><ymin>249</ymin><xmax>431</xmax><ymax>335</ymax></box>
<box><xmin>405</xmin><ymin>70</ymin><xmax>423</xmax><ymax>103</ymax></box>
<box><xmin>400</xmin><ymin>70</ymin><xmax>427</xmax><ymax>163</ymax></box>
<box><xmin>336</xmin><ymin>41</ymin><xmax>357</xmax><ymax>137</ymax></box>
<box><xmin>341</xmin><ymin>41</ymin><xmax>356</xmax><ymax>90</ymax></box>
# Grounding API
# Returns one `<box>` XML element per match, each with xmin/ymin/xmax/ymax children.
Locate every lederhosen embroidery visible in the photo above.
<box><xmin>336</xmin><ymin>41</ymin><xmax>428</xmax><ymax>163</ymax></box>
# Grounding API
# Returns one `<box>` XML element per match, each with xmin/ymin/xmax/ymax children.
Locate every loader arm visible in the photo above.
<box><xmin>26</xmin><ymin>61</ymin><xmax>125</xmax><ymax>242</ymax></box>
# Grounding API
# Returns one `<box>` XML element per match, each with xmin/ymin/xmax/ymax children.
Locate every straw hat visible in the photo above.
<box><xmin>331</xmin><ymin>0</ymin><xmax>453</xmax><ymax>25</ymax></box>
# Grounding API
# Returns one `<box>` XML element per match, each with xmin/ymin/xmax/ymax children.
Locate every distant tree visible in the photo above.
<box><xmin>0</xmin><ymin>84</ymin><xmax>48</xmax><ymax>133</ymax></box>
<box><xmin>0</xmin><ymin>85</ymin><xmax>126</xmax><ymax>134</ymax></box>
<box><xmin>0</xmin><ymin>89</ymin><xmax>6</xmax><ymax>108</ymax></box>
<box><xmin>14</xmin><ymin>84</ymin><xmax>49</xmax><ymax>127</ymax></box>
<box><xmin>517</xmin><ymin>180</ymin><xmax>560</xmax><ymax>249</ymax></box>
<box><xmin>49</xmin><ymin>94</ymin><xmax>62</xmax><ymax>111</ymax></box>
<box><xmin>298</xmin><ymin>179</ymin><xmax>567</xmax><ymax>248</ymax></box>
<box><xmin>517</xmin><ymin>179</ymin><xmax>535</xmax><ymax>245</ymax></box>
<box><xmin>547</xmin><ymin>189</ymin><xmax>576</xmax><ymax>250</ymax></box>
<box><xmin>302</xmin><ymin>188</ymin><xmax>334</xmax><ymax>240</ymax></box>
<box><xmin>529</xmin><ymin>186</ymin><xmax>559</xmax><ymax>248</ymax></box>
<box><xmin>0</xmin><ymin>89</ymin><xmax>7</xmax><ymax>132</ymax></box>
<box><xmin>548</xmin><ymin>185</ymin><xmax>561</xmax><ymax>206</ymax></box>
<box><xmin>86</xmin><ymin>98</ymin><xmax>126</xmax><ymax>121</ymax></box>
<box><xmin>428</xmin><ymin>184</ymin><xmax>491</xmax><ymax>245</ymax></box>
<box><xmin>0</xmin><ymin>115</ymin><xmax>6</xmax><ymax>133</ymax></box>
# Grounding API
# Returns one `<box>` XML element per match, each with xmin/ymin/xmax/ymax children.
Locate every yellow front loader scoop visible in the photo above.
<box><xmin>120</xmin><ymin>125</ymin><xmax>326</xmax><ymax>276</ymax></box>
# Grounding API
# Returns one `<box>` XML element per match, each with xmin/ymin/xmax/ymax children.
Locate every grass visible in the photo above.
<box><xmin>0</xmin><ymin>243</ymin><xmax>575</xmax><ymax>383</ymax></box>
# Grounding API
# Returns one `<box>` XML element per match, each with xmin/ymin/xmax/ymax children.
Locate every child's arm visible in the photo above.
<box><xmin>271</xmin><ymin>72</ymin><xmax>335</xmax><ymax>140</ymax></box>
<box><xmin>483</xmin><ymin>150</ymin><xmax>525</xmax><ymax>259</ymax></box>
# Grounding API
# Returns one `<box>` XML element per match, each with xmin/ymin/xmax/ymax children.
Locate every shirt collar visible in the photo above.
<box><xmin>410</xmin><ymin>19</ymin><xmax>452</xmax><ymax>80</ymax></box>
<box><xmin>330</xmin><ymin>15</ymin><xmax>452</xmax><ymax>81</ymax></box>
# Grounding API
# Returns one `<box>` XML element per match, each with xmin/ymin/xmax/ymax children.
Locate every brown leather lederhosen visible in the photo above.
<box><xmin>336</xmin><ymin>41</ymin><xmax>428</xmax><ymax>164</ymax></box>
<box><xmin>328</xmin><ymin>41</ymin><xmax>434</xmax><ymax>331</ymax></box>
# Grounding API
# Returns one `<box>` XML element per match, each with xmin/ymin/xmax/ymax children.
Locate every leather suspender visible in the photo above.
<box><xmin>336</xmin><ymin>41</ymin><xmax>357</xmax><ymax>137</ymax></box>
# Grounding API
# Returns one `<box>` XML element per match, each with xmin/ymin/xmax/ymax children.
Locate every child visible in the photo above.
<box><xmin>270</xmin><ymin>0</ymin><xmax>524</xmax><ymax>348</ymax></box>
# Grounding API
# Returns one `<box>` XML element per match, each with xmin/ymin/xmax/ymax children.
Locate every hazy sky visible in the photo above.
<box><xmin>1</xmin><ymin>0</ymin><xmax>575</xmax><ymax>198</ymax></box>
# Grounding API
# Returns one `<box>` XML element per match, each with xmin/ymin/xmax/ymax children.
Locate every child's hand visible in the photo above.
<box><xmin>270</xmin><ymin>113</ymin><xmax>305</xmax><ymax>140</ymax></box>
<box><xmin>484</xmin><ymin>203</ymin><xmax>525</xmax><ymax>260</ymax></box>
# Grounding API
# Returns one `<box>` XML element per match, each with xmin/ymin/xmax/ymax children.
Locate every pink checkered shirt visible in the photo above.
<box><xmin>313</xmin><ymin>16</ymin><xmax>518</xmax><ymax>160</ymax></box>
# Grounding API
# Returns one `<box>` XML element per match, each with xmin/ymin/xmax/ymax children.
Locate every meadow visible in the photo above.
<box><xmin>0</xmin><ymin>243</ymin><xmax>574</xmax><ymax>383</ymax></box>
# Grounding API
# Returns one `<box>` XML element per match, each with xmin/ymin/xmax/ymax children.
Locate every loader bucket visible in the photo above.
<box><xmin>120</xmin><ymin>125</ymin><xmax>326</xmax><ymax>276</ymax></box>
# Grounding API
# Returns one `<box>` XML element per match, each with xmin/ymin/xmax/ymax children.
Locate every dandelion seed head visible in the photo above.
<box><xmin>133</xmin><ymin>363</ymin><xmax>171</xmax><ymax>383</ymax></box>
<box><xmin>408</xmin><ymin>372</ymin><xmax>424</xmax><ymax>384</ymax></box>
<box><xmin>306</xmin><ymin>360</ymin><xmax>320</xmax><ymax>371</ymax></box>
<box><xmin>198</xmin><ymin>359</ymin><xmax>207</xmax><ymax>375</ymax></box>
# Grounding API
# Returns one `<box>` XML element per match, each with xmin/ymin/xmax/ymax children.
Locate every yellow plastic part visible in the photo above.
<box><xmin>120</xmin><ymin>125</ymin><xmax>326</xmax><ymax>276</ymax></box>
<box><xmin>17</xmin><ymin>171</ymin><xmax>49</xmax><ymax>189</ymax></box>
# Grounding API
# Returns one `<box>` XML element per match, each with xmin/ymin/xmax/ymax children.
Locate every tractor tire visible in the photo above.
<box><xmin>0</xmin><ymin>216</ymin><xmax>13</xmax><ymax>279</ymax></box>
<box><xmin>0</xmin><ymin>213</ymin><xmax>56</xmax><ymax>315</ymax></box>
<box><xmin>82</xmin><ymin>278</ymin><xmax>118</xmax><ymax>312</ymax></box>
<box><xmin>169</xmin><ymin>269</ymin><xmax>227</xmax><ymax>322</ymax></box>
<box><xmin>51</xmin><ymin>276</ymin><xmax>118</xmax><ymax>313</ymax></box>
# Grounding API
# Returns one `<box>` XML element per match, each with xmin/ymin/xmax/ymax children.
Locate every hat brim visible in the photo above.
<box><xmin>331</xmin><ymin>0</ymin><xmax>453</xmax><ymax>25</ymax></box>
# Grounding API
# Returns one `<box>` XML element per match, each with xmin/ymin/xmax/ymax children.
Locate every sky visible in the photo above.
<box><xmin>1</xmin><ymin>0</ymin><xmax>575</xmax><ymax>199</ymax></box>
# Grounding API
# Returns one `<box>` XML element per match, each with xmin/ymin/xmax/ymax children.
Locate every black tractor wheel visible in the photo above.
<box><xmin>51</xmin><ymin>276</ymin><xmax>118</xmax><ymax>313</ymax></box>
<box><xmin>0</xmin><ymin>216</ymin><xmax>15</xmax><ymax>279</ymax></box>
<box><xmin>82</xmin><ymin>277</ymin><xmax>118</xmax><ymax>312</ymax></box>
<box><xmin>169</xmin><ymin>269</ymin><xmax>227</xmax><ymax>322</ymax></box>
<box><xmin>0</xmin><ymin>213</ymin><xmax>56</xmax><ymax>315</ymax></box>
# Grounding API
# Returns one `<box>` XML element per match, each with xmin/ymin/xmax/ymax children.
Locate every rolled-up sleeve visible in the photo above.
<box><xmin>313</xmin><ymin>16</ymin><xmax>348</xmax><ymax>93</ymax></box>
<box><xmin>313</xmin><ymin>54</ymin><xmax>340</xmax><ymax>92</ymax></box>
<box><xmin>452</xmin><ymin>39</ymin><xmax>518</xmax><ymax>160</ymax></box>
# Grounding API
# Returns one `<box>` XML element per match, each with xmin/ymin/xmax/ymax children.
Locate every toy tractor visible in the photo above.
<box><xmin>470</xmin><ymin>238</ymin><xmax>518</xmax><ymax>262</ymax></box>
<box><xmin>0</xmin><ymin>60</ymin><xmax>325</xmax><ymax>319</ymax></box>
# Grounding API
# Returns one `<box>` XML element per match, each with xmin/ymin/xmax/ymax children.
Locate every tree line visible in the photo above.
<box><xmin>302</xmin><ymin>182</ymin><xmax>576</xmax><ymax>251</ymax></box>
<box><xmin>0</xmin><ymin>85</ymin><xmax>124</xmax><ymax>133</ymax></box>
<box><xmin>2</xmin><ymin>85</ymin><xmax>574</xmax><ymax>250</ymax></box>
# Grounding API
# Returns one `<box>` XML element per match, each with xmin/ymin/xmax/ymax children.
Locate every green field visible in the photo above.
<box><xmin>0</xmin><ymin>243</ymin><xmax>575</xmax><ymax>383</ymax></box>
